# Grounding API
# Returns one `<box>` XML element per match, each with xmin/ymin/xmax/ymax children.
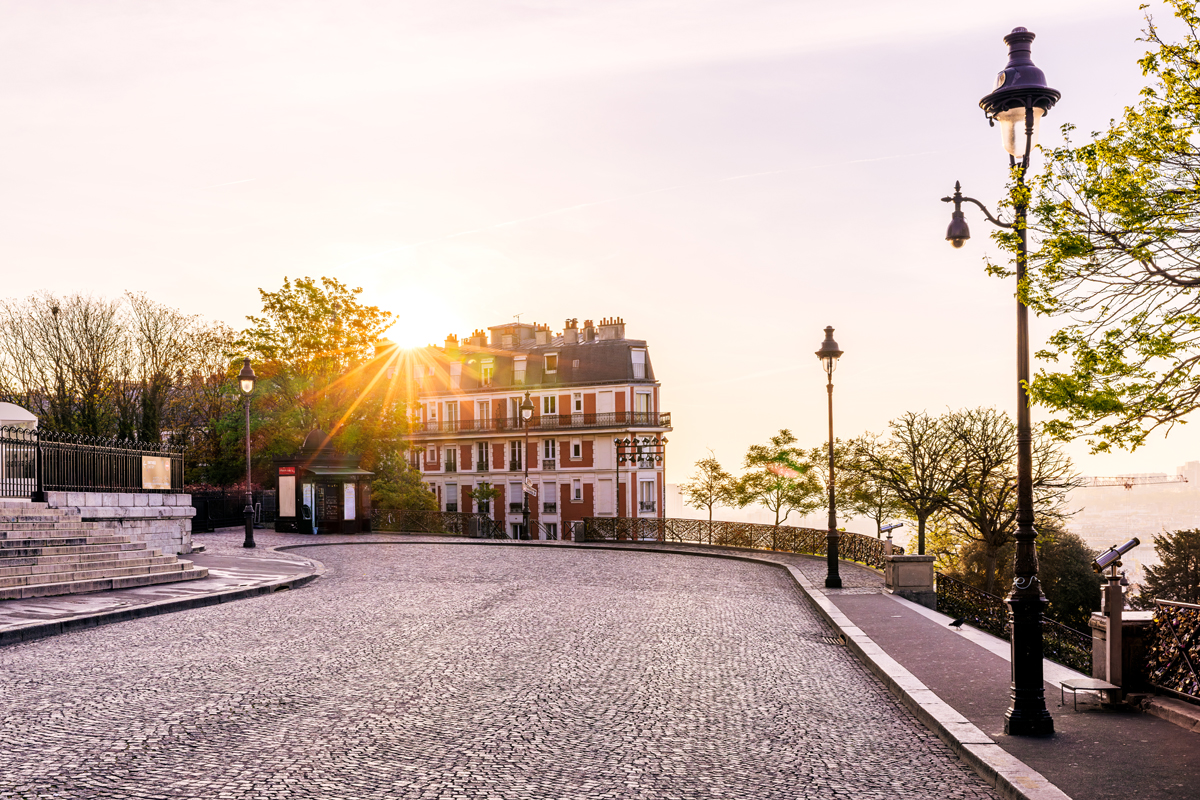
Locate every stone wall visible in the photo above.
<box><xmin>44</xmin><ymin>491</ymin><xmax>195</xmax><ymax>555</ymax></box>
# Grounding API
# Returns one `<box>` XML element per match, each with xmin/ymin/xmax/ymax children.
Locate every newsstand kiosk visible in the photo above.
<box><xmin>274</xmin><ymin>429</ymin><xmax>374</xmax><ymax>534</ymax></box>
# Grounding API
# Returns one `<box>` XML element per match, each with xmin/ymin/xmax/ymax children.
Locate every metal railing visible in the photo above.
<box><xmin>411</xmin><ymin>411</ymin><xmax>672</xmax><ymax>435</ymax></box>
<box><xmin>1147</xmin><ymin>599</ymin><xmax>1200</xmax><ymax>702</ymax></box>
<box><xmin>579</xmin><ymin>517</ymin><xmax>901</xmax><ymax>570</ymax></box>
<box><xmin>935</xmin><ymin>572</ymin><xmax>1093</xmax><ymax>674</ymax></box>
<box><xmin>509</xmin><ymin>460</ymin><xmax>522</xmax><ymax>472</ymax></box>
<box><xmin>370</xmin><ymin>509</ymin><xmax>509</xmax><ymax>538</ymax></box>
<box><xmin>542</xmin><ymin>459</ymin><xmax>556</xmax><ymax>470</ymax></box>
<box><xmin>508</xmin><ymin>502</ymin><xmax>524</xmax><ymax>513</ymax></box>
<box><xmin>1</xmin><ymin>424</ymin><xmax>184</xmax><ymax>498</ymax></box>
<box><xmin>639</xmin><ymin>500</ymin><xmax>657</xmax><ymax>512</ymax></box>
<box><xmin>543</xmin><ymin>502</ymin><xmax>557</xmax><ymax>513</ymax></box>
<box><xmin>191</xmin><ymin>490</ymin><xmax>277</xmax><ymax>532</ymax></box>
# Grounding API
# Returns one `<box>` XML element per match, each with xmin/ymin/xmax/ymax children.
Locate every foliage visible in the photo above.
<box><xmin>1142</xmin><ymin>528</ymin><xmax>1200</xmax><ymax>604</ymax></box>
<box><xmin>735</xmin><ymin>429</ymin><xmax>822</xmax><ymax>527</ymax></box>
<box><xmin>469</xmin><ymin>482</ymin><xmax>501</xmax><ymax>514</ymax></box>
<box><xmin>852</xmin><ymin>411</ymin><xmax>960</xmax><ymax>555</ymax></box>
<box><xmin>940</xmin><ymin>408</ymin><xmax>1080</xmax><ymax>593</ymax></box>
<box><xmin>680</xmin><ymin>451</ymin><xmax>737</xmax><ymax>526</ymax></box>
<box><xmin>1012</xmin><ymin>1</ymin><xmax>1200</xmax><ymax>451</ymax></box>
<box><xmin>236</xmin><ymin>276</ymin><xmax>402</xmax><ymax>472</ymax></box>
<box><xmin>372</xmin><ymin>451</ymin><xmax>438</xmax><ymax>512</ymax></box>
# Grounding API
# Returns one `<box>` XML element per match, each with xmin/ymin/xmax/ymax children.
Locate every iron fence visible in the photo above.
<box><xmin>1147</xmin><ymin>599</ymin><xmax>1200</xmax><ymax>702</ymax></box>
<box><xmin>935</xmin><ymin>572</ymin><xmax>1093</xmax><ymax>674</ymax></box>
<box><xmin>579</xmin><ymin>517</ymin><xmax>900</xmax><ymax>570</ymax></box>
<box><xmin>1</xmin><ymin>424</ymin><xmax>184</xmax><ymax>499</ymax></box>
<box><xmin>370</xmin><ymin>509</ymin><xmax>509</xmax><ymax>539</ymax></box>
<box><xmin>191</xmin><ymin>490</ymin><xmax>277</xmax><ymax>532</ymax></box>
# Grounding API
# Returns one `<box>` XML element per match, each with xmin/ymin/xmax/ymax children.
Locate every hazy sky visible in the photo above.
<box><xmin>2</xmin><ymin>0</ymin><xmax>1192</xmax><ymax>485</ymax></box>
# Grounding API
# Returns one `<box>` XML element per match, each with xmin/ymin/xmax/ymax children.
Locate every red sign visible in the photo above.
<box><xmin>279</xmin><ymin>467</ymin><xmax>296</xmax><ymax>475</ymax></box>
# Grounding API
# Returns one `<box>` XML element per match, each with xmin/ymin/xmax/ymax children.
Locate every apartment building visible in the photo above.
<box><xmin>401</xmin><ymin>317</ymin><xmax>671</xmax><ymax>540</ymax></box>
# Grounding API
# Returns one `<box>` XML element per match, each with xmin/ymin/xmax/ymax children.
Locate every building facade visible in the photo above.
<box><xmin>403</xmin><ymin>317</ymin><xmax>670</xmax><ymax>540</ymax></box>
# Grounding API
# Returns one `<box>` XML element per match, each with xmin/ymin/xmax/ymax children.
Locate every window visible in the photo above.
<box><xmin>639</xmin><ymin>480</ymin><xmax>656</xmax><ymax>513</ymax></box>
<box><xmin>544</xmin><ymin>354</ymin><xmax>558</xmax><ymax>374</ymax></box>
<box><xmin>509</xmin><ymin>397</ymin><xmax>521</xmax><ymax>421</ymax></box>
<box><xmin>543</xmin><ymin>522</ymin><xmax>558</xmax><ymax>539</ymax></box>
<box><xmin>445</xmin><ymin>402</ymin><xmax>459</xmax><ymax>425</ymax></box>
<box><xmin>542</xmin><ymin>395</ymin><xmax>556</xmax><ymax>415</ymax></box>
<box><xmin>445</xmin><ymin>446</ymin><xmax>457</xmax><ymax>472</ymax></box>
<box><xmin>573</xmin><ymin>393</ymin><xmax>582</xmax><ymax>412</ymax></box>
<box><xmin>542</xmin><ymin>484</ymin><xmax>556</xmax><ymax>514</ymax></box>
<box><xmin>635</xmin><ymin>392</ymin><xmax>651</xmax><ymax>415</ymax></box>
<box><xmin>509</xmin><ymin>482</ymin><xmax>523</xmax><ymax>512</ymax></box>
<box><xmin>572</xmin><ymin>359</ymin><xmax>580</xmax><ymax>368</ymax></box>
<box><xmin>572</xmin><ymin>479</ymin><xmax>582</xmax><ymax>501</ymax></box>
<box><xmin>632</xmin><ymin>349</ymin><xmax>646</xmax><ymax>379</ymax></box>
<box><xmin>509</xmin><ymin>441</ymin><xmax>522</xmax><ymax>470</ymax></box>
<box><xmin>426</xmin><ymin>445</ymin><xmax>437</xmax><ymax>463</ymax></box>
<box><xmin>476</xmin><ymin>400</ymin><xmax>491</xmax><ymax>425</ymax></box>
<box><xmin>476</xmin><ymin>442</ymin><xmax>489</xmax><ymax>471</ymax></box>
<box><xmin>513</xmin><ymin>356</ymin><xmax>527</xmax><ymax>385</ymax></box>
<box><xmin>481</xmin><ymin>358</ymin><xmax>495</xmax><ymax>387</ymax></box>
<box><xmin>571</xmin><ymin>438</ymin><xmax>582</xmax><ymax>460</ymax></box>
<box><xmin>450</xmin><ymin>362</ymin><xmax>462</xmax><ymax>389</ymax></box>
<box><xmin>446</xmin><ymin>483</ymin><xmax>457</xmax><ymax>512</ymax></box>
<box><xmin>543</xmin><ymin>439</ymin><xmax>556</xmax><ymax>459</ymax></box>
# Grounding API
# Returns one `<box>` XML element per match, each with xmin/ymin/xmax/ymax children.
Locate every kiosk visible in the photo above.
<box><xmin>273</xmin><ymin>430</ymin><xmax>374</xmax><ymax>534</ymax></box>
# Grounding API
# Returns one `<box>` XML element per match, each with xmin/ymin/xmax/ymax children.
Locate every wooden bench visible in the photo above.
<box><xmin>1060</xmin><ymin>678</ymin><xmax>1119</xmax><ymax>710</ymax></box>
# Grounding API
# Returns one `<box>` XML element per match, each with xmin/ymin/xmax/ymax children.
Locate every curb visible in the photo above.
<box><xmin>0</xmin><ymin>546</ymin><xmax>326</xmax><ymax>648</ymax></box>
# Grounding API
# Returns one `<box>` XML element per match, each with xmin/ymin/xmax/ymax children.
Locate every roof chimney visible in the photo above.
<box><xmin>444</xmin><ymin>333</ymin><xmax>459</xmax><ymax>352</ymax></box>
<box><xmin>583</xmin><ymin>319</ymin><xmax>595</xmax><ymax>342</ymax></box>
<box><xmin>563</xmin><ymin>318</ymin><xmax>578</xmax><ymax>345</ymax></box>
<box><xmin>534</xmin><ymin>323</ymin><xmax>550</xmax><ymax>346</ymax></box>
<box><xmin>465</xmin><ymin>329</ymin><xmax>488</xmax><ymax>348</ymax></box>
<box><xmin>597</xmin><ymin>316</ymin><xmax>625</xmax><ymax>340</ymax></box>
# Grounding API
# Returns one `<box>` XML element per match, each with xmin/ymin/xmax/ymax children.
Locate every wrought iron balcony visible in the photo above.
<box><xmin>542</xmin><ymin>459</ymin><xmax>556</xmax><ymax>471</ymax></box>
<box><xmin>411</xmin><ymin>411</ymin><xmax>672</xmax><ymax>436</ymax></box>
<box><xmin>477</xmin><ymin>462</ymin><xmax>489</xmax><ymax>472</ymax></box>
<box><xmin>508</xmin><ymin>460</ymin><xmax>522</xmax><ymax>472</ymax></box>
<box><xmin>445</xmin><ymin>463</ymin><xmax>457</xmax><ymax>473</ymax></box>
<box><xmin>508</xmin><ymin>502</ymin><xmax>525</xmax><ymax>513</ymax></box>
<box><xmin>445</xmin><ymin>503</ymin><xmax>458</xmax><ymax>512</ymax></box>
<box><xmin>543</xmin><ymin>502</ymin><xmax>557</xmax><ymax>514</ymax></box>
<box><xmin>639</xmin><ymin>500</ymin><xmax>657</xmax><ymax>512</ymax></box>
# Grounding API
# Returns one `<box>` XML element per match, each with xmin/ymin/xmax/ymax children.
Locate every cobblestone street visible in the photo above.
<box><xmin>0</xmin><ymin>542</ymin><xmax>998</xmax><ymax>799</ymax></box>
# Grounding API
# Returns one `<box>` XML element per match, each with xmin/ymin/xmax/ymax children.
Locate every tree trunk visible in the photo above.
<box><xmin>983</xmin><ymin>544</ymin><xmax>1000</xmax><ymax>595</ymax></box>
<box><xmin>917</xmin><ymin>514</ymin><xmax>926</xmax><ymax>555</ymax></box>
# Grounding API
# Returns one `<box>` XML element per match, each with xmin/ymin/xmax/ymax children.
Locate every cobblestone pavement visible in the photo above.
<box><xmin>0</xmin><ymin>539</ymin><xmax>996</xmax><ymax>799</ymax></box>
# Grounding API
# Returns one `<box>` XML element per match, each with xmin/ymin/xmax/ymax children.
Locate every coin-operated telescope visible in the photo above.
<box><xmin>1093</xmin><ymin>537</ymin><xmax>1141</xmax><ymax>698</ymax></box>
<box><xmin>1093</xmin><ymin>537</ymin><xmax>1140</xmax><ymax>573</ymax></box>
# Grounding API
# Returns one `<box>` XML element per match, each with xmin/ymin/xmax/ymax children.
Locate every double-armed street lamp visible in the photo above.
<box><xmin>816</xmin><ymin>327</ymin><xmax>843</xmax><ymax>589</ymax></box>
<box><xmin>520</xmin><ymin>391</ymin><xmax>534</xmax><ymax>539</ymax></box>
<box><xmin>238</xmin><ymin>357</ymin><xmax>257</xmax><ymax>549</ymax></box>
<box><xmin>941</xmin><ymin>27</ymin><xmax>1060</xmax><ymax>736</ymax></box>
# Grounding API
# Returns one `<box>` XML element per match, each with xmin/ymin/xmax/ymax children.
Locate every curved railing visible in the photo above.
<box><xmin>370</xmin><ymin>509</ymin><xmax>509</xmax><ymax>539</ymax></box>
<box><xmin>1147</xmin><ymin>599</ymin><xmax>1200</xmax><ymax>702</ymax></box>
<box><xmin>935</xmin><ymin>572</ymin><xmax>1093</xmax><ymax>674</ymax></box>
<box><xmin>578</xmin><ymin>516</ymin><xmax>900</xmax><ymax>570</ymax></box>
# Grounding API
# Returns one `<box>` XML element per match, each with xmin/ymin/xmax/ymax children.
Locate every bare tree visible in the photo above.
<box><xmin>853</xmin><ymin>411</ymin><xmax>961</xmax><ymax>555</ymax></box>
<box><xmin>681</xmin><ymin>451</ymin><xmax>737</xmax><ymax>534</ymax></box>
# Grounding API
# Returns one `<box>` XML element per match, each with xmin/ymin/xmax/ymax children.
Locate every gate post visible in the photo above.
<box><xmin>31</xmin><ymin>430</ymin><xmax>46</xmax><ymax>503</ymax></box>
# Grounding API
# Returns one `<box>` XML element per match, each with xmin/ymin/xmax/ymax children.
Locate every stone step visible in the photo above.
<box><xmin>0</xmin><ymin>517</ymin><xmax>88</xmax><ymax>527</ymax></box>
<box><xmin>0</xmin><ymin>548</ymin><xmax>165</xmax><ymax>567</ymax></box>
<box><xmin>0</xmin><ymin>564</ymin><xmax>209</xmax><ymax>600</ymax></box>
<box><xmin>0</xmin><ymin>560</ymin><xmax>191</xmax><ymax>589</ymax></box>
<box><xmin>0</xmin><ymin>535</ymin><xmax>135</xmax><ymax>550</ymax></box>
<box><xmin>0</xmin><ymin>554</ymin><xmax>179</xmax><ymax>578</ymax></box>
<box><xmin>0</xmin><ymin>523</ymin><xmax>107</xmax><ymax>535</ymax></box>
<box><xmin>0</xmin><ymin>542</ymin><xmax>147</xmax><ymax>559</ymax></box>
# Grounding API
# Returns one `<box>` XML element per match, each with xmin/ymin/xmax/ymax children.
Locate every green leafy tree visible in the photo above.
<box><xmin>735</xmin><ymin>429</ymin><xmax>822</xmax><ymax>528</ymax></box>
<box><xmin>680</xmin><ymin>451</ymin><xmax>736</xmax><ymax>530</ymax></box>
<box><xmin>1013</xmin><ymin>1</ymin><xmax>1200</xmax><ymax>451</ymax></box>
<box><xmin>469</xmin><ymin>482</ymin><xmax>501</xmax><ymax>515</ymax></box>
<box><xmin>1142</xmin><ymin>528</ymin><xmax>1200</xmax><ymax>604</ymax></box>
<box><xmin>371</xmin><ymin>450</ymin><xmax>438</xmax><ymax>512</ymax></box>
<box><xmin>853</xmin><ymin>411</ymin><xmax>961</xmax><ymax>555</ymax></box>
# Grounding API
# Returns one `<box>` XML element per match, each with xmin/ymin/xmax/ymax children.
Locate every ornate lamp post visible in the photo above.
<box><xmin>238</xmin><ymin>357</ymin><xmax>257</xmax><ymax>549</ymax></box>
<box><xmin>520</xmin><ymin>391</ymin><xmax>534</xmax><ymax>540</ymax></box>
<box><xmin>941</xmin><ymin>26</ymin><xmax>1060</xmax><ymax>736</ymax></box>
<box><xmin>815</xmin><ymin>327</ymin><xmax>843</xmax><ymax>589</ymax></box>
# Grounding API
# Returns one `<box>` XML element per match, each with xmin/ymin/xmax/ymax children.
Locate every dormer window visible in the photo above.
<box><xmin>544</xmin><ymin>354</ymin><xmax>558</xmax><ymax>374</ymax></box>
<box><xmin>481</xmin><ymin>357</ymin><xmax>495</xmax><ymax>387</ymax></box>
<box><xmin>631</xmin><ymin>349</ymin><xmax>646</xmax><ymax>379</ymax></box>
<box><xmin>514</xmin><ymin>356</ymin><xmax>527</xmax><ymax>386</ymax></box>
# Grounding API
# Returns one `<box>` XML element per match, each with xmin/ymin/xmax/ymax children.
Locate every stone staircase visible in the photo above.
<box><xmin>0</xmin><ymin>501</ymin><xmax>208</xmax><ymax>600</ymax></box>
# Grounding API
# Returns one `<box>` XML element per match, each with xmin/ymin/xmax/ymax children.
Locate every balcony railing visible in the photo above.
<box><xmin>542</xmin><ymin>459</ymin><xmax>556</xmax><ymax>471</ymax></box>
<box><xmin>445</xmin><ymin>503</ymin><xmax>458</xmax><ymax>512</ymax></box>
<box><xmin>477</xmin><ymin>462</ymin><xmax>489</xmax><ymax>472</ymax></box>
<box><xmin>508</xmin><ymin>460</ymin><xmax>522</xmax><ymax>472</ymax></box>
<box><xmin>412</xmin><ymin>411</ymin><xmax>671</xmax><ymax>435</ymax></box>
<box><xmin>543</xmin><ymin>502</ymin><xmax>557</xmax><ymax>514</ymax></box>
<box><xmin>508</xmin><ymin>502</ymin><xmax>525</xmax><ymax>513</ymax></box>
<box><xmin>639</xmin><ymin>500</ymin><xmax>657</xmax><ymax>512</ymax></box>
<box><xmin>445</xmin><ymin>463</ymin><xmax>457</xmax><ymax>473</ymax></box>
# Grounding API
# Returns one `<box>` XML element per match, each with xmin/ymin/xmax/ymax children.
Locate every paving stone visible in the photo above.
<box><xmin>0</xmin><ymin>540</ymin><xmax>997</xmax><ymax>799</ymax></box>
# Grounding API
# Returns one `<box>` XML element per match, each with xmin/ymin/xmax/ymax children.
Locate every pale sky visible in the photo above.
<box><xmin>2</xmin><ymin>0</ymin><xmax>1193</xmax><ymax>486</ymax></box>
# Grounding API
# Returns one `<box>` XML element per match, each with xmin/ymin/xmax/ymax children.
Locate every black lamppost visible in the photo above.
<box><xmin>520</xmin><ymin>391</ymin><xmax>534</xmax><ymax>539</ymax></box>
<box><xmin>238</xmin><ymin>357</ymin><xmax>257</xmax><ymax>549</ymax></box>
<box><xmin>941</xmin><ymin>27</ymin><xmax>1060</xmax><ymax>737</ymax></box>
<box><xmin>816</xmin><ymin>327</ymin><xmax>843</xmax><ymax>589</ymax></box>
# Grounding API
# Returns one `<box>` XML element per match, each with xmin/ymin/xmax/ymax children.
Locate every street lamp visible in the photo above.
<box><xmin>238</xmin><ymin>357</ymin><xmax>257</xmax><ymax>549</ymax></box>
<box><xmin>815</xmin><ymin>326</ymin><xmax>843</xmax><ymax>589</ymax></box>
<box><xmin>941</xmin><ymin>26</ymin><xmax>1060</xmax><ymax>737</ymax></box>
<box><xmin>520</xmin><ymin>391</ymin><xmax>534</xmax><ymax>540</ymax></box>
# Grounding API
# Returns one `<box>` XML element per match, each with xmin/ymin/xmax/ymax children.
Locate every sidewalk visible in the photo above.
<box><xmin>0</xmin><ymin>528</ymin><xmax>325</xmax><ymax>646</ymax></box>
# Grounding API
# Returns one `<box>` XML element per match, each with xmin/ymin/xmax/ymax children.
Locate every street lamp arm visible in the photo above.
<box><xmin>941</xmin><ymin>192</ymin><xmax>1013</xmax><ymax>229</ymax></box>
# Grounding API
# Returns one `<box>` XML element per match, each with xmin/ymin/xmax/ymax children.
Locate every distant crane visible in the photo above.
<box><xmin>1082</xmin><ymin>475</ymin><xmax>1189</xmax><ymax>490</ymax></box>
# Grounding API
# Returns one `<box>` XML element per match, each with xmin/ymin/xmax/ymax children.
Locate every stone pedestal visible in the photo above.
<box><xmin>1089</xmin><ymin>610</ymin><xmax>1153</xmax><ymax>692</ymax></box>
<box><xmin>43</xmin><ymin>491</ymin><xmax>195</xmax><ymax>555</ymax></box>
<box><xmin>885</xmin><ymin>554</ymin><xmax>936</xmax><ymax>609</ymax></box>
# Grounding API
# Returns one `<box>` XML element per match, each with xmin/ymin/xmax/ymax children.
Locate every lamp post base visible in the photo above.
<box><xmin>1003</xmin><ymin>705</ymin><xmax>1055</xmax><ymax>736</ymax></box>
<box><xmin>243</xmin><ymin>507</ymin><xmax>256</xmax><ymax>549</ymax></box>
<box><xmin>825</xmin><ymin>531</ymin><xmax>842</xmax><ymax>589</ymax></box>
